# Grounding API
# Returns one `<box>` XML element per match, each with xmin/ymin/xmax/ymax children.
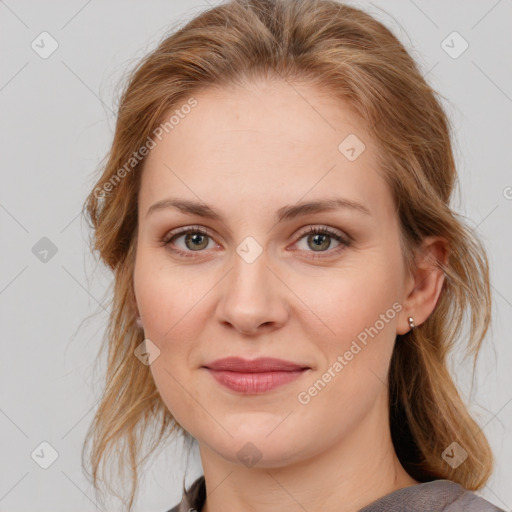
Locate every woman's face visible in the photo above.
<box><xmin>134</xmin><ymin>78</ymin><xmax>413</xmax><ymax>467</ymax></box>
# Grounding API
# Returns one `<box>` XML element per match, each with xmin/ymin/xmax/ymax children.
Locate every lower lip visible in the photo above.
<box><xmin>205</xmin><ymin>369</ymin><xmax>308</xmax><ymax>393</ymax></box>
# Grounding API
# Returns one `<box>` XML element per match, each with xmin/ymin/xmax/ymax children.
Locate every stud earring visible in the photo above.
<box><xmin>136</xmin><ymin>316</ymin><xmax>143</xmax><ymax>329</ymax></box>
<box><xmin>408</xmin><ymin>316</ymin><xmax>416</xmax><ymax>331</ymax></box>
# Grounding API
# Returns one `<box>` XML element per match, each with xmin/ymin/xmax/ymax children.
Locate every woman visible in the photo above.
<box><xmin>81</xmin><ymin>1</ymin><xmax>505</xmax><ymax>511</ymax></box>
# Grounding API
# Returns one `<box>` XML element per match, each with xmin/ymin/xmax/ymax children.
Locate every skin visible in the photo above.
<box><xmin>133</xmin><ymin>77</ymin><xmax>448</xmax><ymax>512</ymax></box>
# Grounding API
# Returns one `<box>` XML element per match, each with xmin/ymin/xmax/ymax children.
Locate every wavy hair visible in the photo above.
<box><xmin>81</xmin><ymin>0</ymin><xmax>494</xmax><ymax>509</ymax></box>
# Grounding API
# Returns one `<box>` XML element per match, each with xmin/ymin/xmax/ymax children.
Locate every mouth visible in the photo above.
<box><xmin>202</xmin><ymin>357</ymin><xmax>311</xmax><ymax>394</ymax></box>
<box><xmin>203</xmin><ymin>356</ymin><xmax>310</xmax><ymax>372</ymax></box>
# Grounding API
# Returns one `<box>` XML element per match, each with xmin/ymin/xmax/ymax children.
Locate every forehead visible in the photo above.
<box><xmin>138</xmin><ymin>79</ymin><xmax>394</xmax><ymax>222</ymax></box>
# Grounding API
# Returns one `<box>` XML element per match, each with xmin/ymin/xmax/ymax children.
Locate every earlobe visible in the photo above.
<box><xmin>397</xmin><ymin>236</ymin><xmax>450</xmax><ymax>335</ymax></box>
<box><xmin>133</xmin><ymin>301</ymin><xmax>143</xmax><ymax>329</ymax></box>
<box><xmin>131</xmin><ymin>289</ymin><xmax>143</xmax><ymax>329</ymax></box>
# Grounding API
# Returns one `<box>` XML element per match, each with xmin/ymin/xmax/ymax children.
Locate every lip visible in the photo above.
<box><xmin>202</xmin><ymin>357</ymin><xmax>311</xmax><ymax>394</ymax></box>
<box><xmin>203</xmin><ymin>356</ymin><xmax>309</xmax><ymax>372</ymax></box>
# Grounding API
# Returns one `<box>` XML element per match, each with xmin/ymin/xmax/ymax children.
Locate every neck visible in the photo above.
<box><xmin>198</xmin><ymin>390</ymin><xmax>418</xmax><ymax>512</ymax></box>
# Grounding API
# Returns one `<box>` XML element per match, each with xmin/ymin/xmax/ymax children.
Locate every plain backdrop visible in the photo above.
<box><xmin>1</xmin><ymin>0</ymin><xmax>511</xmax><ymax>511</ymax></box>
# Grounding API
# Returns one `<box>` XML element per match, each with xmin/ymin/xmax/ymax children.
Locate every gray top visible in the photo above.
<box><xmin>166</xmin><ymin>475</ymin><xmax>505</xmax><ymax>511</ymax></box>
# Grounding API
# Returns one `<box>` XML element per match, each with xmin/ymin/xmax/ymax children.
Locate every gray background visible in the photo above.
<box><xmin>1</xmin><ymin>0</ymin><xmax>511</xmax><ymax>510</ymax></box>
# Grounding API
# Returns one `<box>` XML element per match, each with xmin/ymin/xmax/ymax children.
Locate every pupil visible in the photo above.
<box><xmin>311</xmin><ymin>234</ymin><xmax>329</xmax><ymax>251</ymax></box>
<box><xmin>187</xmin><ymin>233</ymin><xmax>207</xmax><ymax>250</ymax></box>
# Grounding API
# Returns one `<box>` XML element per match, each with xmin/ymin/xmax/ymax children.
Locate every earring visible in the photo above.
<box><xmin>408</xmin><ymin>316</ymin><xmax>416</xmax><ymax>331</ymax></box>
<box><xmin>136</xmin><ymin>316</ymin><xmax>143</xmax><ymax>329</ymax></box>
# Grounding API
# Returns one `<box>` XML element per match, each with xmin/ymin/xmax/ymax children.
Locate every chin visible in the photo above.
<box><xmin>199</xmin><ymin>425</ymin><xmax>309</xmax><ymax>469</ymax></box>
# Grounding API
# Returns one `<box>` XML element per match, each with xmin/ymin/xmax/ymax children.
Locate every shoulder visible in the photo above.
<box><xmin>359</xmin><ymin>479</ymin><xmax>506</xmax><ymax>512</ymax></box>
<box><xmin>445</xmin><ymin>484</ymin><xmax>506</xmax><ymax>511</ymax></box>
<box><xmin>165</xmin><ymin>476</ymin><xmax>505</xmax><ymax>512</ymax></box>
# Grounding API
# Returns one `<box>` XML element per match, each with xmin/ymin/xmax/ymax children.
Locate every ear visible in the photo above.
<box><xmin>397</xmin><ymin>236</ymin><xmax>450</xmax><ymax>335</ymax></box>
<box><xmin>129</xmin><ymin>283</ymin><xmax>141</xmax><ymax>323</ymax></box>
<box><xmin>133</xmin><ymin>301</ymin><xmax>144</xmax><ymax>329</ymax></box>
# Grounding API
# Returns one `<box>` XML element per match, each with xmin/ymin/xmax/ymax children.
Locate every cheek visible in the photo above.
<box><xmin>292</xmin><ymin>255</ymin><xmax>402</xmax><ymax>342</ymax></box>
<box><xmin>292</xmin><ymin>266</ymin><xmax>401</xmax><ymax>434</ymax></box>
<box><xmin>133</xmin><ymin>254</ymin><xmax>206</xmax><ymax>426</ymax></box>
<box><xmin>290</xmin><ymin>252</ymin><xmax>403</xmax><ymax>410</ymax></box>
<box><xmin>134</xmin><ymin>250</ymin><xmax>210</xmax><ymax>342</ymax></box>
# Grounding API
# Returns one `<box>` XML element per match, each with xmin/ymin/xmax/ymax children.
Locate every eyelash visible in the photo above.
<box><xmin>161</xmin><ymin>225</ymin><xmax>351</xmax><ymax>260</ymax></box>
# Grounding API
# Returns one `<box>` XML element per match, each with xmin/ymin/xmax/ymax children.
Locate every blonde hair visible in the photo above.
<box><xmin>82</xmin><ymin>0</ymin><xmax>494</xmax><ymax>509</ymax></box>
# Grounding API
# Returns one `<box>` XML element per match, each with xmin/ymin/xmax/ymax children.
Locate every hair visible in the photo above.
<box><xmin>81</xmin><ymin>0</ymin><xmax>494</xmax><ymax>510</ymax></box>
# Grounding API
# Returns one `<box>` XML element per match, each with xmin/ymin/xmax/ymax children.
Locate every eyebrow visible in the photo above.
<box><xmin>146</xmin><ymin>197</ymin><xmax>371</xmax><ymax>221</ymax></box>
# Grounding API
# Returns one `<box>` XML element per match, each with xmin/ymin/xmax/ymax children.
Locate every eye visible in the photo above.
<box><xmin>161</xmin><ymin>225</ymin><xmax>351</xmax><ymax>259</ymax></box>
<box><xmin>162</xmin><ymin>226</ymin><xmax>218</xmax><ymax>258</ymax></box>
<box><xmin>291</xmin><ymin>226</ymin><xmax>351</xmax><ymax>258</ymax></box>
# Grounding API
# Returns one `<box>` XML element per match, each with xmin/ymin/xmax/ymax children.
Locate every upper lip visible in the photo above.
<box><xmin>203</xmin><ymin>357</ymin><xmax>310</xmax><ymax>372</ymax></box>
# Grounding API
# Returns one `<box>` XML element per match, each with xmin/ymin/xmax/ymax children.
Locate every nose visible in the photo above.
<box><xmin>215</xmin><ymin>250</ymin><xmax>290</xmax><ymax>336</ymax></box>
